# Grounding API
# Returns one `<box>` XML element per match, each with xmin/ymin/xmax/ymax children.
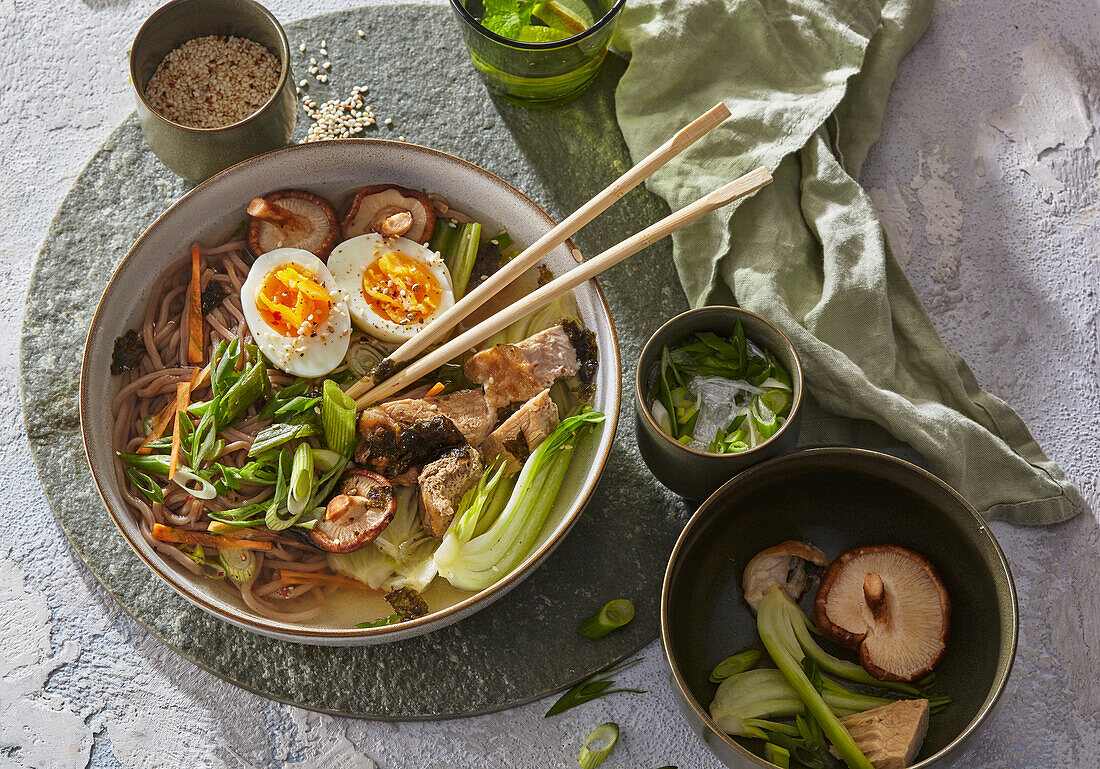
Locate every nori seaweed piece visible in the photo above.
<box><xmin>201</xmin><ymin>280</ymin><xmax>230</xmax><ymax>314</ymax></box>
<box><xmin>110</xmin><ymin>329</ymin><xmax>145</xmax><ymax>375</ymax></box>
<box><xmin>386</xmin><ymin>587</ymin><xmax>429</xmax><ymax>620</ymax></box>
<box><xmin>562</xmin><ymin>318</ymin><xmax>598</xmax><ymax>389</ymax></box>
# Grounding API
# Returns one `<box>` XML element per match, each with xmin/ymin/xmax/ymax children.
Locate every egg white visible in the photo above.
<box><xmin>240</xmin><ymin>248</ymin><xmax>352</xmax><ymax>377</ymax></box>
<box><xmin>328</xmin><ymin>233</ymin><xmax>456</xmax><ymax>343</ymax></box>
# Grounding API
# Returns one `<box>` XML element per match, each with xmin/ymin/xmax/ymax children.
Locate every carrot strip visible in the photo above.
<box><xmin>187</xmin><ymin>246</ymin><xmax>204</xmax><ymax>364</ymax></box>
<box><xmin>168</xmin><ymin>381</ymin><xmax>191</xmax><ymax>480</ymax></box>
<box><xmin>425</xmin><ymin>382</ymin><xmax>446</xmax><ymax>398</ymax></box>
<box><xmin>153</xmin><ymin>523</ymin><xmax>273</xmax><ymax>550</ymax></box>
<box><xmin>278</xmin><ymin>570</ymin><xmax>377</xmax><ymax>591</ymax></box>
<box><xmin>137</xmin><ymin>363</ymin><xmax>210</xmax><ymax>454</ymax></box>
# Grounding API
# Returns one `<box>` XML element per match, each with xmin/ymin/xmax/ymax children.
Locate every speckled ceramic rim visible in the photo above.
<box><xmin>129</xmin><ymin>0</ymin><xmax>291</xmax><ymax>134</ymax></box>
<box><xmin>79</xmin><ymin>138</ymin><xmax>621</xmax><ymax>643</ymax></box>
<box><xmin>448</xmin><ymin>0</ymin><xmax>626</xmax><ymax>50</ymax></box>
<box><xmin>660</xmin><ymin>447</ymin><xmax>1019</xmax><ymax>768</ymax></box>
<box><xmin>635</xmin><ymin>306</ymin><xmax>804</xmax><ymax>458</ymax></box>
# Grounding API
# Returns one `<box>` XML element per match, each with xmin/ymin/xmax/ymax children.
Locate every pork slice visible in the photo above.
<box><xmin>464</xmin><ymin>324</ymin><xmax>580</xmax><ymax>408</ymax></box>
<box><xmin>356</xmin><ymin>399</ymin><xmax>465</xmax><ymax>478</ymax></box>
<box><xmin>418</xmin><ymin>445</ymin><xmax>483</xmax><ymax>538</ymax></box>
<box><xmin>427</xmin><ymin>388</ymin><xmax>497</xmax><ymax>445</ymax></box>
<box><xmin>480</xmin><ymin>389</ymin><xmax>560</xmax><ymax>474</ymax></box>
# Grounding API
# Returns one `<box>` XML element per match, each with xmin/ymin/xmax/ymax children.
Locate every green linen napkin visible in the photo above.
<box><xmin>613</xmin><ymin>0</ymin><xmax>1082</xmax><ymax>524</ymax></box>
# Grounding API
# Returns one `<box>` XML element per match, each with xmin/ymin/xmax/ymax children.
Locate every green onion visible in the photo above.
<box><xmin>172</xmin><ymin>467</ymin><xmax>217</xmax><ymax>500</ymax></box>
<box><xmin>750</xmin><ymin>394</ymin><xmax>781</xmax><ymax>441</ymax></box>
<box><xmin>709</xmin><ymin>649</ymin><xmax>761</xmax><ymax>682</ymax></box>
<box><xmin>207</xmin><ymin>504</ymin><xmax>267</xmax><ymax>525</ymax></box>
<box><xmin>578</xmin><ymin>722</ymin><xmax>618</xmax><ymax>769</ymax></box>
<box><xmin>445</xmin><ymin>222</ymin><xmax>482</xmax><ymax>299</ymax></box>
<box><xmin>259</xmin><ymin>379</ymin><xmax>310</xmax><ymax>420</ymax></box>
<box><xmin>545</xmin><ymin>658</ymin><xmax>645</xmax><ymax>717</ymax></box>
<box><xmin>763</xmin><ymin>743</ymin><xmax>791</xmax><ymax>769</ymax></box>
<box><xmin>274</xmin><ymin>396</ymin><xmax>321</xmax><ymax>417</ymax></box>
<box><xmin>180</xmin><ymin>545</ymin><xmax>225</xmax><ymax>579</ymax></box>
<box><xmin>125</xmin><ymin>468</ymin><xmax>164</xmax><ymax>504</ymax></box>
<box><xmin>190</xmin><ymin>397</ymin><xmax>219</xmax><ymax>466</ymax></box>
<box><xmin>578</xmin><ymin>599</ymin><xmax>635</xmax><ymax>639</ymax></box>
<box><xmin>311</xmin><ymin>448</ymin><xmax>341</xmax><ymax>473</ymax></box>
<box><xmin>429</xmin><ymin>217</ymin><xmax>460</xmax><ymax>258</ymax></box>
<box><xmin>286</xmin><ymin>442</ymin><xmax>315</xmax><ymax>517</ymax></box>
<box><xmin>216</xmin><ymin>360</ymin><xmax>269</xmax><ymax>428</ymax></box>
<box><xmin>356</xmin><ymin>614</ymin><xmax>402</xmax><ymax>628</ymax></box>
<box><xmin>321</xmin><ymin>379</ymin><xmax>357</xmax><ymax>454</ymax></box>
<box><xmin>210</xmin><ymin>339</ymin><xmax>240</xmax><ymax>398</ymax></box>
<box><xmin>218</xmin><ymin>548</ymin><xmax>257</xmax><ymax>583</ymax></box>
<box><xmin>265</xmin><ymin>449</ymin><xmax>294</xmax><ymax>530</ymax></box>
<box><xmin>249</xmin><ymin>422</ymin><xmax>319</xmax><ymax>457</ymax></box>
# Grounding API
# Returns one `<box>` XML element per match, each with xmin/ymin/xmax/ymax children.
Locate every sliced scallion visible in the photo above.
<box><xmin>249</xmin><ymin>422</ymin><xmax>318</xmax><ymax>457</ymax></box>
<box><xmin>218</xmin><ymin>547</ymin><xmax>257</xmax><ymax>583</ymax></box>
<box><xmin>171</xmin><ymin>467</ymin><xmax>218</xmax><ymax>499</ymax></box>
<box><xmin>578</xmin><ymin>599</ymin><xmax>635</xmax><ymax>639</ymax></box>
<box><xmin>763</xmin><ymin>743</ymin><xmax>790</xmax><ymax>769</ymax></box>
<box><xmin>311</xmin><ymin>448</ymin><xmax>341</xmax><ymax>473</ymax></box>
<box><xmin>125</xmin><ymin>467</ymin><xmax>163</xmax><ymax>504</ymax></box>
<box><xmin>545</xmin><ymin>657</ymin><xmax>644</xmax><ymax>717</ymax></box>
<box><xmin>578</xmin><ymin>722</ymin><xmax>618</xmax><ymax>769</ymax></box>
<box><xmin>286</xmin><ymin>442</ymin><xmax>315</xmax><ymax>517</ymax></box>
<box><xmin>709</xmin><ymin>649</ymin><xmax>761</xmax><ymax>682</ymax></box>
<box><xmin>321</xmin><ymin>379</ymin><xmax>356</xmax><ymax>454</ymax></box>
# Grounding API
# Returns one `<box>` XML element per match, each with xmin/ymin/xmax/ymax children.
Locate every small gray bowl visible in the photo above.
<box><xmin>661</xmin><ymin>448</ymin><xmax>1017</xmax><ymax>768</ymax></box>
<box><xmin>130</xmin><ymin>0</ymin><xmax>297</xmax><ymax>183</ymax></box>
<box><xmin>634</xmin><ymin>306</ymin><xmax>803</xmax><ymax>500</ymax></box>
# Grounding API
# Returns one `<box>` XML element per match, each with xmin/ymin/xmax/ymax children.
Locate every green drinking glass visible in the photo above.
<box><xmin>449</xmin><ymin>0</ymin><xmax>626</xmax><ymax>108</ymax></box>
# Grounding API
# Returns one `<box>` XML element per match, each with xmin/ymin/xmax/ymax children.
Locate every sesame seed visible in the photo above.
<box><xmin>320</xmin><ymin>40</ymin><xmax>326</xmax><ymax>47</ymax></box>
<box><xmin>358</xmin><ymin>29</ymin><xmax>366</xmax><ymax>37</ymax></box>
<box><xmin>144</xmin><ymin>35</ymin><xmax>279</xmax><ymax>129</ymax></box>
<box><xmin>299</xmin><ymin>79</ymin><xmax>308</xmax><ymax>87</ymax></box>
<box><xmin>300</xmin><ymin>87</ymin><xmax>378</xmax><ymax>142</ymax></box>
<box><xmin>299</xmin><ymin>43</ymin><xmax>306</xmax><ymax>52</ymax></box>
<box><xmin>320</xmin><ymin>48</ymin><xmax>328</xmax><ymax>56</ymax></box>
<box><xmin>322</xmin><ymin>61</ymin><xmax>331</xmax><ymax>69</ymax></box>
<box><xmin>384</xmin><ymin>117</ymin><xmax>392</xmax><ymax>125</ymax></box>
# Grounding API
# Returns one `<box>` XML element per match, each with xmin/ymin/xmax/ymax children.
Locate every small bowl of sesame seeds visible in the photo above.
<box><xmin>130</xmin><ymin>0</ymin><xmax>297</xmax><ymax>182</ymax></box>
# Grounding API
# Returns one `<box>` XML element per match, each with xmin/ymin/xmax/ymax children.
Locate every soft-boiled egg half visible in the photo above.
<box><xmin>328</xmin><ymin>233</ymin><xmax>455</xmax><ymax>343</ymax></box>
<box><xmin>240</xmin><ymin>248</ymin><xmax>352</xmax><ymax>377</ymax></box>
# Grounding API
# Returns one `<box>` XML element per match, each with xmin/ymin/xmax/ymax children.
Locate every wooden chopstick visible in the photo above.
<box><xmin>354</xmin><ymin>166</ymin><xmax>773</xmax><ymax>409</ymax></box>
<box><xmin>344</xmin><ymin>101</ymin><xmax>733</xmax><ymax>400</ymax></box>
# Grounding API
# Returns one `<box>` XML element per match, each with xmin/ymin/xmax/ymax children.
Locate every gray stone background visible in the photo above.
<box><xmin>3</xmin><ymin>0</ymin><xmax>1100</xmax><ymax>766</ymax></box>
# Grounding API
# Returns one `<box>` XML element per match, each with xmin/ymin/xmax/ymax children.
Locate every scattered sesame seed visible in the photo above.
<box><xmin>299</xmin><ymin>79</ymin><xmax>308</xmax><ymax>87</ymax></box>
<box><xmin>322</xmin><ymin>61</ymin><xmax>331</xmax><ymax>69</ymax></box>
<box><xmin>310</xmin><ymin>57</ymin><xmax>317</xmax><ymax>64</ymax></box>
<box><xmin>358</xmin><ymin>29</ymin><xmax>366</xmax><ymax>37</ymax></box>
<box><xmin>320</xmin><ymin>40</ymin><xmax>326</xmax><ymax>47</ymax></box>
<box><xmin>299</xmin><ymin>43</ymin><xmax>306</xmax><ymax>52</ymax></box>
<box><xmin>384</xmin><ymin>117</ymin><xmax>392</xmax><ymax>125</ymax></box>
<box><xmin>320</xmin><ymin>48</ymin><xmax>328</xmax><ymax>56</ymax></box>
<box><xmin>319</xmin><ymin>75</ymin><xmax>328</xmax><ymax>83</ymax></box>
<box><xmin>300</xmin><ymin>87</ymin><xmax>378</xmax><ymax>142</ymax></box>
<box><xmin>309</xmin><ymin>66</ymin><xmax>318</xmax><ymax>74</ymax></box>
<box><xmin>398</xmin><ymin>135</ymin><xmax>405</xmax><ymax>142</ymax></box>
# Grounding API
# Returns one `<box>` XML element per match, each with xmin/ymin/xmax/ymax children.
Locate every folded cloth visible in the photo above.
<box><xmin>613</xmin><ymin>0</ymin><xmax>1082</xmax><ymax>524</ymax></box>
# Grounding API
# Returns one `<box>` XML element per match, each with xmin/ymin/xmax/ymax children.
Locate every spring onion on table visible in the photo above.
<box><xmin>545</xmin><ymin>658</ymin><xmax>646</xmax><ymax>718</ymax></box>
<box><xmin>578</xmin><ymin>722</ymin><xmax>619</xmax><ymax>769</ymax></box>
<box><xmin>578</xmin><ymin>599</ymin><xmax>635</xmax><ymax>639</ymax></box>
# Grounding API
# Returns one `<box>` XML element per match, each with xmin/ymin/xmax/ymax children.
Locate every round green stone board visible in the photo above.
<box><xmin>21</xmin><ymin>3</ymin><xmax>698</xmax><ymax>718</ymax></box>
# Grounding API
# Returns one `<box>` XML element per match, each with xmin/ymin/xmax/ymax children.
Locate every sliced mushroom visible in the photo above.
<box><xmin>813</xmin><ymin>545</ymin><xmax>950</xmax><ymax>682</ymax></box>
<box><xmin>742</xmin><ymin>540</ymin><xmax>827</xmax><ymax>612</ymax></box>
<box><xmin>342</xmin><ymin>184</ymin><xmax>436</xmax><ymax>244</ymax></box>
<box><xmin>310</xmin><ymin>470</ymin><xmax>396</xmax><ymax>553</ymax></box>
<box><xmin>247</xmin><ymin>189</ymin><xmax>341</xmax><ymax>259</ymax></box>
<box><xmin>830</xmin><ymin>699</ymin><xmax>930</xmax><ymax>769</ymax></box>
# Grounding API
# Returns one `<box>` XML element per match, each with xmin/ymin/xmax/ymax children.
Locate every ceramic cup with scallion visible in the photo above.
<box><xmin>129</xmin><ymin>0</ymin><xmax>297</xmax><ymax>183</ymax></box>
<box><xmin>634</xmin><ymin>306</ymin><xmax>804</xmax><ymax>501</ymax></box>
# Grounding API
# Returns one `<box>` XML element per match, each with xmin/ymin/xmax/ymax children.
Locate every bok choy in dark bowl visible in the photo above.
<box><xmin>634</xmin><ymin>307</ymin><xmax>802</xmax><ymax>500</ymax></box>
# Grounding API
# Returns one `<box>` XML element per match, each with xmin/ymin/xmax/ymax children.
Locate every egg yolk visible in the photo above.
<box><xmin>256</xmin><ymin>264</ymin><xmax>332</xmax><ymax>337</ymax></box>
<box><xmin>363</xmin><ymin>252</ymin><xmax>442</xmax><ymax>325</ymax></box>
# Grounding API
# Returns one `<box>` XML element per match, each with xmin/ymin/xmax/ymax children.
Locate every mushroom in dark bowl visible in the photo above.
<box><xmin>814</xmin><ymin>544</ymin><xmax>951</xmax><ymax>683</ymax></box>
<box><xmin>311</xmin><ymin>469</ymin><xmax>396</xmax><ymax>553</ymax></box>
<box><xmin>247</xmin><ymin>188</ymin><xmax>342</xmax><ymax>258</ymax></box>
<box><xmin>342</xmin><ymin>184</ymin><xmax>436</xmax><ymax>244</ymax></box>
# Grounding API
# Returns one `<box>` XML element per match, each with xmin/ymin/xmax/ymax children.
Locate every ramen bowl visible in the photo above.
<box><xmin>662</xmin><ymin>448</ymin><xmax>1017</xmax><ymax>768</ymax></box>
<box><xmin>80</xmin><ymin>140</ymin><xmax>620</xmax><ymax>645</ymax></box>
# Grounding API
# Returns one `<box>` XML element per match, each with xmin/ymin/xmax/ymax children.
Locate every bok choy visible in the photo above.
<box><xmin>435</xmin><ymin>410</ymin><xmax>605</xmax><ymax>591</ymax></box>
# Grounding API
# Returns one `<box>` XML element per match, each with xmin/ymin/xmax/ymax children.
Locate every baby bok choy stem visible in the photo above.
<box><xmin>435</xmin><ymin>410</ymin><xmax>605</xmax><ymax>591</ymax></box>
<box><xmin>756</xmin><ymin>586</ymin><xmax>874</xmax><ymax>769</ymax></box>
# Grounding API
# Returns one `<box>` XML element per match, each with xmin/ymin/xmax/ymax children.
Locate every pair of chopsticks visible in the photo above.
<box><xmin>348</xmin><ymin>102</ymin><xmax>772</xmax><ymax>409</ymax></box>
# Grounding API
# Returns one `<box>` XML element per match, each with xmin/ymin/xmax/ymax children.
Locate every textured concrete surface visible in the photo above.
<box><xmin>3</xmin><ymin>0</ymin><xmax>1100</xmax><ymax>767</ymax></box>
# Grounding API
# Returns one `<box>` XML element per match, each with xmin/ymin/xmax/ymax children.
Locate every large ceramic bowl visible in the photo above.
<box><xmin>80</xmin><ymin>139</ymin><xmax>620</xmax><ymax>646</ymax></box>
<box><xmin>662</xmin><ymin>448</ymin><xmax>1017</xmax><ymax>768</ymax></box>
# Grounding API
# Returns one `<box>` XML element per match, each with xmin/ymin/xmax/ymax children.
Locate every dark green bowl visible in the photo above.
<box><xmin>635</xmin><ymin>306</ymin><xmax>803</xmax><ymax>500</ymax></box>
<box><xmin>661</xmin><ymin>448</ymin><xmax>1017</xmax><ymax>769</ymax></box>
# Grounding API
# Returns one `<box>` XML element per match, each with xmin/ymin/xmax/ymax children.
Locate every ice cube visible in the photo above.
<box><xmin>688</xmin><ymin>376</ymin><xmax>757</xmax><ymax>451</ymax></box>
